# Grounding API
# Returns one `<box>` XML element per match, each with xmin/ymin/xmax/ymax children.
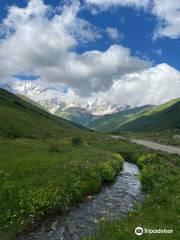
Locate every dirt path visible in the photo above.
<box><xmin>131</xmin><ymin>139</ymin><xmax>180</xmax><ymax>155</ymax></box>
<box><xmin>110</xmin><ymin>135</ymin><xmax>180</xmax><ymax>155</ymax></box>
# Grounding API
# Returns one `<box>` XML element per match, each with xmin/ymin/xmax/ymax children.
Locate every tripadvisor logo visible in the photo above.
<box><xmin>135</xmin><ymin>226</ymin><xmax>173</xmax><ymax>236</ymax></box>
<box><xmin>135</xmin><ymin>227</ymin><xmax>143</xmax><ymax>236</ymax></box>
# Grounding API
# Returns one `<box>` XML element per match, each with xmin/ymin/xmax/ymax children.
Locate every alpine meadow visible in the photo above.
<box><xmin>0</xmin><ymin>0</ymin><xmax>179</xmax><ymax>240</ymax></box>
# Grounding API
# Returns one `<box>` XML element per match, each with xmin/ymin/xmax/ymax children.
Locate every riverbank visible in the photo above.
<box><xmin>17</xmin><ymin>161</ymin><xmax>143</xmax><ymax>240</ymax></box>
<box><xmin>1</xmin><ymin>135</ymin><xmax>179</xmax><ymax>240</ymax></box>
<box><xmin>0</xmin><ymin>135</ymin><xmax>123</xmax><ymax>240</ymax></box>
<box><xmin>86</xmin><ymin>140</ymin><xmax>180</xmax><ymax>240</ymax></box>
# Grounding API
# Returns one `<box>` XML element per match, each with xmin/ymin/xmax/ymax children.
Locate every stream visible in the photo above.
<box><xmin>18</xmin><ymin>161</ymin><xmax>144</xmax><ymax>240</ymax></box>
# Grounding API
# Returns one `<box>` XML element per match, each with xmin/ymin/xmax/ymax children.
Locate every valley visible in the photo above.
<box><xmin>0</xmin><ymin>89</ymin><xmax>179</xmax><ymax>240</ymax></box>
<box><xmin>0</xmin><ymin>1</ymin><xmax>179</xmax><ymax>239</ymax></box>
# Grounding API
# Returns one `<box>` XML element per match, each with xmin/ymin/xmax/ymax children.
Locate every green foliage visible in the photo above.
<box><xmin>112</xmin><ymin>153</ymin><xmax>124</xmax><ymax>171</ymax></box>
<box><xmin>87</xmin><ymin>144</ymin><xmax>180</xmax><ymax>240</ymax></box>
<box><xmin>137</xmin><ymin>153</ymin><xmax>155</xmax><ymax>169</ymax></box>
<box><xmin>99</xmin><ymin>162</ymin><xmax>116</xmax><ymax>182</ymax></box>
<box><xmin>113</xmin><ymin>153</ymin><xmax>123</xmax><ymax>163</ymax></box>
<box><xmin>72</xmin><ymin>136</ymin><xmax>83</xmax><ymax>146</ymax></box>
<box><xmin>0</xmin><ymin>136</ymin><xmax>121</xmax><ymax>239</ymax></box>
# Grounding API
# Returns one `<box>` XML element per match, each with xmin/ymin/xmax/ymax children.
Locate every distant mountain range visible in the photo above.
<box><xmin>1</xmin><ymin>82</ymin><xmax>179</xmax><ymax>133</ymax></box>
<box><xmin>88</xmin><ymin>105</ymin><xmax>154</xmax><ymax>131</ymax></box>
<box><xmin>117</xmin><ymin>98</ymin><xmax>180</xmax><ymax>132</ymax></box>
<box><xmin>0</xmin><ymin>81</ymin><xmax>132</xmax><ymax>126</ymax></box>
<box><xmin>89</xmin><ymin>98</ymin><xmax>180</xmax><ymax>133</ymax></box>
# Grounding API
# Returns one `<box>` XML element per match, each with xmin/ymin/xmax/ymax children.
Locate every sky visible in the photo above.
<box><xmin>0</xmin><ymin>0</ymin><xmax>180</xmax><ymax>106</ymax></box>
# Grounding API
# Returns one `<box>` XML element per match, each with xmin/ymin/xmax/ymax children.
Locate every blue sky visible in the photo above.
<box><xmin>0</xmin><ymin>0</ymin><xmax>179</xmax><ymax>69</ymax></box>
<box><xmin>0</xmin><ymin>0</ymin><xmax>180</xmax><ymax>105</ymax></box>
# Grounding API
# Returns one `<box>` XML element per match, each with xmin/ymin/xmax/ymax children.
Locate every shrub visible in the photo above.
<box><xmin>137</xmin><ymin>153</ymin><xmax>155</xmax><ymax>169</ymax></box>
<box><xmin>100</xmin><ymin>163</ymin><xmax>116</xmax><ymax>182</ymax></box>
<box><xmin>72</xmin><ymin>136</ymin><xmax>83</xmax><ymax>146</ymax></box>
<box><xmin>112</xmin><ymin>153</ymin><xmax>124</xmax><ymax>171</ymax></box>
<box><xmin>140</xmin><ymin>165</ymin><xmax>156</xmax><ymax>191</ymax></box>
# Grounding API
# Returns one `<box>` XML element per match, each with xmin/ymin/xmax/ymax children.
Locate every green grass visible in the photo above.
<box><xmin>118</xmin><ymin>99</ymin><xmax>180</xmax><ymax>132</ymax></box>
<box><xmin>114</xmin><ymin>131</ymin><xmax>180</xmax><ymax>147</ymax></box>
<box><xmin>88</xmin><ymin>105</ymin><xmax>153</xmax><ymax>132</ymax></box>
<box><xmin>143</xmin><ymin>98</ymin><xmax>180</xmax><ymax>116</ymax></box>
<box><xmin>0</xmin><ymin>136</ymin><xmax>124</xmax><ymax>240</ymax></box>
<box><xmin>17</xmin><ymin>94</ymin><xmax>47</xmax><ymax>112</ymax></box>
<box><xmin>56</xmin><ymin>109</ymin><xmax>95</xmax><ymax>127</ymax></box>
<box><xmin>0</xmin><ymin>88</ymin><xmax>84</xmax><ymax>139</ymax></box>
<box><xmin>0</xmin><ymin>89</ymin><xmax>179</xmax><ymax>240</ymax></box>
<box><xmin>88</xmin><ymin>99</ymin><xmax>180</xmax><ymax>133</ymax></box>
<box><xmin>85</xmin><ymin>140</ymin><xmax>180</xmax><ymax>240</ymax></box>
<box><xmin>0</xmin><ymin>89</ymin><xmax>124</xmax><ymax>239</ymax></box>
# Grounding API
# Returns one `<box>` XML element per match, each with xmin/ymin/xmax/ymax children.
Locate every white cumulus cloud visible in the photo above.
<box><xmin>0</xmin><ymin>0</ymin><xmax>179</xmax><ymax>106</ymax></box>
<box><xmin>96</xmin><ymin>63</ymin><xmax>180</xmax><ymax>105</ymax></box>
<box><xmin>0</xmin><ymin>0</ymin><xmax>148</xmax><ymax>97</ymax></box>
<box><xmin>152</xmin><ymin>0</ymin><xmax>180</xmax><ymax>39</ymax></box>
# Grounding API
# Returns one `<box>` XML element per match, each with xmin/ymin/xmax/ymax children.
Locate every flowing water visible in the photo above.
<box><xmin>18</xmin><ymin>161</ymin><xmax>144</xmax><ymax>240</ymax></box>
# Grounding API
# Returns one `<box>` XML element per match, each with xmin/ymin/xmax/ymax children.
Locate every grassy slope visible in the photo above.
<box><xmin>0</xmin><ymin>89</ymin><xmax>123</xmax><ymax>239</ymax></box>
<box><xmin>0</xmin><ymin>88</ymin><xmax>84</xmax><ymax>139</ymax></box>
<box><xmin>118</xmin><ymin>99</ymin><xmax>180</xmax><ymax>132</ymax></box>
<box><xmin>56</xmin><ymin>110</ymin><xmax>95</xmax><ymax>127</ymax></box>
<box><xmin>17</xmin><ymin>94</ymin><xmax>47</xmax><ymax>111</ymax></box>
<box><xmin>88</xmin><ymin>106</ymin><xmax>153</xmax><ymax>132</ymax></box>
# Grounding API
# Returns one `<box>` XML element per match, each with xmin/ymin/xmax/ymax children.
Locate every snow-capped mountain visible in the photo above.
<box><xmin>86</xmin><ymin>101</ymin><xmax>130</xmax><ymax>116</ymax></box>
<box><xmin>0</xmin><ymin>81</ymin><xmax>46</xmax><ymax>96</ymax></box>
<box><xmin>0</xmin><ymin>81</ymin><xmax>132</xmax><ymax>122</ymax></box>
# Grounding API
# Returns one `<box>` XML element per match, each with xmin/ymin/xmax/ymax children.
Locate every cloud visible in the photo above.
<box><xmin>96</xmin><ymin>63</ymin><xmax>180</xmax><ymax>105</ymax></box>
<box><xmin>106</xmin><ymin>27</ymin><xmax>122</xmax><ymax>40</ymax></box>
<box><xmin>86</xmin><ymin>0</ymin><xmax>180</xmax><ymax>39</ymax></box>
<box><xmin>0</xmin><ymin>0</ymin><xmax>148</xmax><ymax>97</ymax></box>
<box><xmin>85</xmin><ymin>0</ymin><xmax>149</xmax><ymax>9</ymax></box>
<box><xmin>152</xmin><ymin>0</ymin><xmax>180</xmax><ymax>39</ymax></box>
<box><xmin>0</xmin><ymin>0</ymin><xmax>179</xmax><ymax>106</ymax></box>
<box><xmin>3</xmin><ymin>63</ymin><xmax>180</xmax><ymax>107</ymax></box>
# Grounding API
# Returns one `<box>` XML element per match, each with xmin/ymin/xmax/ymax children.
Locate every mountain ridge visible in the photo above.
<box><xmin>88</xmin><ymin>105</ymin><xmax>155</xmax><ymax>131</ymax></box>
<box><xmin>118</xmin><ymin>98</ymin><xmax>180</xmax><ymax>132</ymax></box>
<box><xmin>0</xmin><ymin>88</ymin><xmax>84</xmax><ymax>139</ymax></box>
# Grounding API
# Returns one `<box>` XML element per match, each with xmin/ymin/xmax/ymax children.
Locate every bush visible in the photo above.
<box><xmin>100</xmin><ymin>163</ymin><xmax>116</xmax><ymax>182</ymax></box>
<box><xmin>140</xmin><ymin>165</ymin><xmax>156</xmax><ymax>191</ymax></box>
<box><xmin>137</xmin><ymin>153</ymin><xmax>155</xmax><ymax>169</ymax></box>
<box><xmin>72</xmin><ymin>136</ymin><xmax>83</xmax><ymax>146</ymax></box>
<box><xmin>112</xmin><ymin>153</ymin><xmax>124</xmax><ymax>171</ymax></box>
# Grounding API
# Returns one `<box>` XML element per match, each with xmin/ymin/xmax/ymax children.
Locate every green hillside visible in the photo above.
<box><xmin>0</xmin><ymin>88</ymin><xmax>124</xmax><ymax>239</ymax></box>
<box><xmin>0</xmin><ymin>88</ymin><xmax>83</xmax><ymax>139</ymax></box>
<box><xmin>56</xmin><ymin>108</ymin><xmax>96</xmax><ymax>127</ymax></box>
<box><xmin>17</xmin><ymin>94</ymin><xmax>47</xmax><ymax>111</ymax></box>
<box><xmin>88</xmin><ymin>105</ymin><xmax>153</xmax><ymax>132</ymax></box>
<box><xmin>118</xmin><ymin>99</ymin><xmax>180</xmax><ymax>132</ymax></box>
